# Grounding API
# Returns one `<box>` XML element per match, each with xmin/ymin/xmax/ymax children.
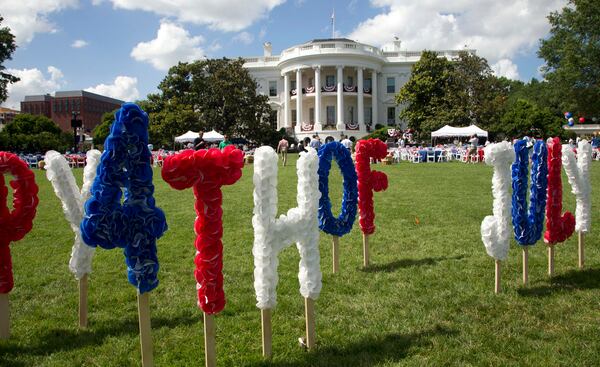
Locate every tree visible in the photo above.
<box><xmin>146</xmin><ymin>58</ymin><xmax>275</xmax><ymax>145</ymax></box>
<box><xmin>498</xmin><ymin>99</ymin><xmax>570</xmax><ymax>140</ymax></box>
<box><xmin>0</xmin><ymin>17</ymin><xmax>19</xmax><ymax>104</ymax></box>
<box><xmin>538</xmin><ymin>0</ymin><xmax>600</xmax><ymax>116</ymax></box>
<box><xmin>0</xmin><ymin>114</ymin><xmax>71</xmax><ymax>152</ymax></box>
<box><xmin>92</xmin><ymin>110</ymin><xmax>118</xmax><ymax>146</ymax></box>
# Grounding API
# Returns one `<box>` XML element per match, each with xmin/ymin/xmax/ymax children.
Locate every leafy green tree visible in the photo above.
<box><xmin>146</xmin><ymin>58</ymin><xmax>274</xmax><ymax>145</ymax></box>
<box><xmin>538</xmin><ymin>0</ymin><xmax>600</xmax><ymax>116</ymax></box>
<box><xmin>0</xmin><ymin>16</ymin><xmax>19</xmax><ymax>104</ymax></box>
<box><xmin>92</xmin><ymin>110</ymin><xmax>118</xmax><ymax>146</ymax></box>
<box><xmin>0</xmin><ymin>114</ymin><xmax>71</xmax><ymax>152</ymax></box>
<box><xmin>498</xmin><ymin>99</ymin><xmax>569</xmax><ymax>140</ymax></box>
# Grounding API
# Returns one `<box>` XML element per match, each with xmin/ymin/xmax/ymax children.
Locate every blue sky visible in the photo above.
<box><xmin>1</xmin><ymin>0</ymin><xmax>567</xmax><ymax>110</ymax></box>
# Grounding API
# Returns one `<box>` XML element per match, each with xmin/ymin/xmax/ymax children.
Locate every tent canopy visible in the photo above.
<box><xmin>202</xmin><ymin>130</ymin><xmax>224</xmax><ymax>142</ymax></box>
<box><xmin>431</xmin><ymin>124</ymin><xmax>488</xmax><ymax>138</ymax></box>
<box><xmin>174</xmin><ymin>130</ymin><xmax>199</xmax><ymax>143</ymax></box>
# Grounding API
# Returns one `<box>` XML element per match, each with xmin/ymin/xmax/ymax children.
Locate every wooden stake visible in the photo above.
<box><xmin>548</xmin><ymin>245</ymin><xmax>554</xmax><ymax>277</ymax></box>
<box><xmin>332</xmin><ymin>236</ymin><xmax>340</xmax><ymax>274</ymax></box>
<box><xmin>203</xmin><ymin>312</ymin><xmax>216</xmax><ymax>367</ymax></box>
<box><xmin>362</xmin><ymin>234</ymin><xmax>369</xmax><ymax>268</ymax></box>
<box><xmin>261</xmin><ymin>309</ymin><xmax>272</xmax><ymax>358</ymax></box>
<box><xmin>304</xmin><ymin>297</ymin><xmax>315</xmax><ymax>350</ymax></box>
<box><xmin>522</xmin><ymin>247</ymin><xmax>528</xmax><ymax>286</ymax></box>
<box><xmin>79</xmin><ymin>274</ymin><xmax>88</xmax><ymax>328</ymax></box>
<box><xmin>137</xmin><ymin>292</ymin><xmax>154</xmax><ymax>367</ymax></box>
<box><xmin>494</xmin><ymin>260</ymin><xmax>501</xmax><ymax>294</ymax></box>
<box><xmin>578</xmin><ymin>231</ymin><xmax>584</xmax><ymax>269</ymax></box>
<box><xmin>0</xmin><ymin>293</ymin><xmax>8</xmax><ymax>339</ymax></box>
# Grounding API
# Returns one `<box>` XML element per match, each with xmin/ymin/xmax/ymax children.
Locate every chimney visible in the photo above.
<box><xmin>263</xmin><ymin>42</ymin><xmax>272</xmax><ymax>57</ymax></box>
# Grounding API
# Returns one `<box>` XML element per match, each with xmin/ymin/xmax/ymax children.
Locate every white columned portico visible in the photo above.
<box><xmin>296</xmin><ymin>68</ymin><xmax>303</xmax><ymax>133</ymax></box>
<box><xmin>371</xmin><ymin>70</ymin><xmax>378</xmax><ymax>128</ymax></box>
<box><xmin>283</xmin><ymin>73</ymin><xmax>290</xmax><ymax>128</ymax></box>
<box><xmin>357</xmin><ymin>67</ymin><xmax>364</xmax><ymax>131</ymax></box>
<box><xmin>336</xmin><ymin>65</ymin><xmax>344</xmax><ymax>130</ymax></box>
<box><xmin>314</xmin><ymin>66</ymin><xmax>322</xmax><ymax>131</ymax></box>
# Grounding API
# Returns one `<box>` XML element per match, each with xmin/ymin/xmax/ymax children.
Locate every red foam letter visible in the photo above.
<box><xmin>355</xmin><ymin>139</ymin><xmax>389</xmax><ymax>235</ymax></box>
<box><xmin>544</xmin><ymin>137</ymin><xmax>575</xmax><ymax>244</ymax></box>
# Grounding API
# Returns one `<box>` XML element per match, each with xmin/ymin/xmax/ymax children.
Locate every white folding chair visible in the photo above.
<box><xmin>426</xmin><ymin>150</ymin><xmax>435</xmax><ymax>162</ymax></box>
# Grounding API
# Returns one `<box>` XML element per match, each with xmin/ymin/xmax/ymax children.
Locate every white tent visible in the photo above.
<box><xmin>174</xmin><ymin>130</ymin><xmax>199</xmax><ymax>143</ymax></box>
<box><xmin>431</xmin><ymin>124</ymin><xmax>488</xmax><ymax>138</ymax></box>
<box><xmin>202</xmin><ymin>130</ymin><xmax>224</xmax><ymax>142</ymax></box>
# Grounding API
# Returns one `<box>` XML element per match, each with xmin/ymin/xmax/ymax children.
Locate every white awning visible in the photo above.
<box><xmin>174</xmin><ymin>130</ymin><xmax>199</xmax><ymax>143</ymax></box>
<box><xmin>431</xmin><ymin>124</ymin><xmax>488</xmax><ymax>138</ymax></box>
<box><xmin>202</xmin><ymin>130</ymin><xmax>224</xmax><ymax>142</ymax></box>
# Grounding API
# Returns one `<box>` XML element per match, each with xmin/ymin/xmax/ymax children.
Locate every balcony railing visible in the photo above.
<box><xmin>290</xmin><ymin>85</ymin><xmax>373</xmax><ymax>95</ymax></box>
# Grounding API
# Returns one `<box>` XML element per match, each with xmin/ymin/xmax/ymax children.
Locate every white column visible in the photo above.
<box><xmin>284</xmin><ymin>73</ymin><xmax>290</xmax><ymax>128</ymax></box>
<box><xmin>336</xmin><ymin>65</ymin><xmax>344</xmax><ymax>130</ymax></box>
<box><xmin>314</xmin><ymin>66</ymin><xmax>322</xmax><ymax>131</ymax></box>
<box><xmin>357</xmin><ymin>67</ymin><xmax>364</xmax><ymax>131</ymax></box>
<box><xmin>296</xmin><ymin>68</ymin><xmax>303</xmax><ymax>133</ymax></box>
<box><xmin>371</xmin><ymin>70</ymin><xmax>378</xmax><ymax>128</ymax></box>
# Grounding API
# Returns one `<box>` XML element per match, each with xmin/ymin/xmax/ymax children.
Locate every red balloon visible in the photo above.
<box><xmin>579</xmin><ymin>117</ymin><xmax>585</xmax><ymax>123</ymax></box>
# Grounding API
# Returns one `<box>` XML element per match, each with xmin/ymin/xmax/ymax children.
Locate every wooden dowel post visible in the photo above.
<box><xmin>203</xmin><ymin>312</ymin><xmax>216</xmax><ymax>367</ymax></box>
<box><xmin>548</xmin><ymin>245</ymin><xmax>554</xmax><ymax>277</ymax></box>
<box><xmin>578</xmin><ymin>232</ymin><xmax>584</xmax><ymax>269</ymax></box>
<box><xmin>0</xmin><ymin>293</ymin><xmax>9</xmax><ymax>339</ymax></box>
<box><xmin>362</xmin><ymin>234</ymin><xmax>369</xmax><ymax>268</ymax></box>
<box><xmin>522</xmin><ymin>247</ymin><xmax>529</xmax><ymax>286</ymax></box>
<box><xmin>137</xmin><ymin>292</ymin><xmax>154</xmax><ymax>367</ymax></box>
<box><xmin>332</xmin><ymin>236</ymin><xmax>340</xmax><ymax>274</ymax></box>
<box><xmin>79</xmin><ymin>274</ymin><xmax>88</xmax><ymax>328</ymax></box>
<box><xmin>494</xmin><ymin>260</ymin><xmax>501</xmax><ymax>294</ymax></box>
<box><xmin>261</xmin><ymin>309</ymin><xmax>272</xmax><ymax>358</ymax></box>
<box><xmin>304</xmin><ymin>297</ymin><xmax>315</xmax><ymax>350</ymax></box>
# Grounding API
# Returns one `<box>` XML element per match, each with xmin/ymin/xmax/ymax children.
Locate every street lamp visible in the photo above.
<box><xmin>71</xmin><ymin>111</ymin><xmax>82</xmax><ymax>153</ymax></box>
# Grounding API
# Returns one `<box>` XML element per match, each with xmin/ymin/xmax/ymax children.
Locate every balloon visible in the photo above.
<box><xmin>579</xmin><ymin>117</ymin><xmax>585</xmax><ymax>123</ymax></box>
<box><xmin>564</xmin><ymin>112</ymin><xmax>572</xmax><ymax>119</ymax></box>
<box><xmin>568</xmin><ymin>119</ymin><xmax>575</xmax><ymax>127</ymax></box>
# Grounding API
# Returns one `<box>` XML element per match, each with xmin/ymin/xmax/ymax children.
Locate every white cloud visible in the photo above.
<box><xmin>3</xmin><ymin>66</ymin><xmax>64</xmax><ymax>110</ymax></box>
<box><xmin>348</xmin><ymin>1</ymin><xmax>567</xmax><ymax>66</ymax></box>
<box><xmin>1</xmin><ymin>0</ymin><xmax>78</xmax><ymax>45</ymax></box>
<box><xmin>233</xmin><ymin>31</ymin><xmax>254</xmax><ymax>45</ymax></box>
<box><xmin>71</xmin><ymin>39</ymin><xmax>89</xmax><ymax>48</ymax></box>
<box><xmin>130</xmin><ymin>21</ymin><xmax>205</xmax><ymax>71</ymax></box>
<box><xmin>491</xmin><ymin>59</ymin><xmax>520</xmax><ymax>80</ymax></box>
<box><xmin>85</xmin><ymin>76</ymin><xmax>140</xmax><ymax>101</ymax></box>
<box><xmin>100</xmin><ymin>0</ymin><xmax>285</xmax><ymax>31</ymax></box>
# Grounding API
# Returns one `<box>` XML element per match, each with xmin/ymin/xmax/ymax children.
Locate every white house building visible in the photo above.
<box><xmin>243</xmin><ymin>38</ymin><xmax>472</xmax><ymax>141</ymax></box>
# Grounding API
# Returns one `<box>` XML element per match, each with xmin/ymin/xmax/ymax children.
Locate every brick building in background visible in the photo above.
<box><xmin>20</xmin><ymin>91</ymin><xmax>124</xmax><ymax>132</ymax></box>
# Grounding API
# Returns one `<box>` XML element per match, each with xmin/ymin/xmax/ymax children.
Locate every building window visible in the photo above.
<box><xmin>347</xmin><ymin>106</ymin><xmax>354</xmax><ymax>123</ymax></box>
<box><xmin>291</xmin><ymin>109</ymin><xmax>297</xmax><ymax>127</ymax></box>
<box><xmin>291</xmin><ymin>80</ymin><xmax>296</xmax><ymax>90</ymax></box>
<box><xmin>365</xmin><ymin>107</ymin><xmax>372</xmax><ymax>124</ymax></box>
<box><xmin>387</xmin><ymin>107</ymin><xmax>396</xmax><ymax>124</ymax></box>
<box><xmin>326</xmin><ymin>75</ymin><xmax>335</xmax><ymax>87</ymax></box>
<box><xmin>387</xmin><ymin>77</ymin><xmax>395</xmax><ymax>93</ymax></box>
<box><xmin>347</xmin><ymin>76</ymin><xmax>353</xmax><ymax>86</ymax></box>
<box><xmin>269</xmin><ymin>110</ymin><xmax>277</xmax><ymax>130</ymax></box>
<box><xmin>309</xmin><ymin>108</ymin><xmax>315</xmax><ymax>123</ymax></box>
<box><xmin>308</xmin><ymin>77</ymin><xmax>314</xmax><ymax>88</ymax></box>
<box><xmin>326</xmin><ymin>106</ymin><xmax>335</xmax><ymax>125</ymax></box>
<box><xmin>364</xmin><ymin>78</ymin><xmax>372</xmax><ymax>91</ymax></box>
<box><xmin>269</xmin><ymin>81</ymin><xmax>277</xmax><ymax>97</ymax></box>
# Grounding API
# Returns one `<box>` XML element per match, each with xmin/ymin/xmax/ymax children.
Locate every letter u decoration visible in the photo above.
<box><xmin>317</xmin><ymin>141</ymin><xmax>358</xmax><ymax>273</ymax></box>
<box><xmin>544</xmin><ymin>137</ymin><xmax>575</xmax><ymax>276</ymax></box>
<box><xmin>0</xmin><ymin>152</ymin><xmax>39</xmax><ymax>339</ymax></box>
<box><xmin>80</xmin><ymin>103</ymin><xmax>167</xmax><ymax>367</ymax></box>
<box><xmin>161</xmin><ymin>144</ymin><xmax>244</xmax><ymax>367</ymax></box>
<box><xmin>511</xmin><ymin>139</ymin><xmax>547</xmax><ymax>285</ymax></box>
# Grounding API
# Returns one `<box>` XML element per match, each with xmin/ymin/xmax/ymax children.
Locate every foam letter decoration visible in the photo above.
<box><xmin>355</xmin><ymin>138</ymin><xmax>388</xmax><ymax>235</ymax></box>
<box><xmin>252</xmin><ymin>146</ymin><xmax>321</xmax><ymax>310</ymax></box>
<box><xmin>80</xmin><ymin>103</ymin><xmax>167</xmax><ymax>294</ymax></box>
<box><xmin>544</xmin><ymin>137</ymin><xmax>575</xmax><ymax>244</ymax></box>
<box><xmin>161</xmin><ymin>145</ymin><xmax>244</xmax><ymax>315</ymax></box>
<box><xmin>511</xmin><ymin>139</ymin><xmax>548</xmax><ymax>246</ymax></box>
<box><xmin>317</xmin><ymin>141</ymin><xmax>358</xmax><ymax>236</ymax></box>
<box><xmin>0</xmin><ymin>152</ymin><xmax>39</xmax><ymax>293</ymax></box>
<box><xmin>481</xmin><ymin>142</ymin><xmax>515</xmax><ymax>261</ymax></box>
<box><xmin>45</xmin><ymin>150</ymin><xmax>101</xmax><ymax>279</ymax></box>
<box><xmin>561</xmin><ymin>140</ymin><xmax>591</xmax><ymax>233</ymax></box>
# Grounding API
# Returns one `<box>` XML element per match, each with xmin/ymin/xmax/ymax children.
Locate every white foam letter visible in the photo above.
<box><xmin>562</xmin><ymin>140</ymin><xmax>592</xmax><ymax>233</ymax></box>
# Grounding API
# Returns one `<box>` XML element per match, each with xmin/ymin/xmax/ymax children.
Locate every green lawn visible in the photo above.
<box><xmin>1</xmin><ymin>157</ymin><xmax>599</xmax><ymax>366</ymax></box>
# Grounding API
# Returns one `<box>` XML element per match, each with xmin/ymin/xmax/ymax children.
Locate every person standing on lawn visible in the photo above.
<box><xmin>277</xmin><ymin>137</ymin><xmax>289</xmax><ymax>166</ymax></box>
<box><xmin>219</xmin><ymin>135</ymin><xmax>232</xmax><ymax>149</ymax></box>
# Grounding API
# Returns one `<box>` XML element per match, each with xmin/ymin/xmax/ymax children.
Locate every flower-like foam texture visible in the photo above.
<box><xmin>355</xmin><ymin>139</ymin><xmax>389</xmax><ymax>235</ymax></box>
<box><xmin>80</xmin><ymin>103</ymin><xmax>167</xmax><ymax>294</ymax></box>
<box><xmin>481</xmin><ymin>142</ymin><xmax>515</xmax><ymax>260</ymax></box>
<box><xmin>252</xmin><ymin>146</ymin><xmax>321</xmax><ymax>310</ymax></box>
<box><xmin>317</xmin><ymin>142</ymin><xmax>358</xmax><ymax>237</ymax></box>
<box><xmin>45</xmin><ymin>149</ymin><xmax>101</xmax><ymax>280</ymax></box>
<box><xmin>161</xmin><ymin>145</ymin><xmax>243</xmax><ymax>314</ymax></box>
<box><xmin>511</xmin><ymin>139</ymin><xmax>547</xmax><ymax>246</ymax></box>
<box><xmin>544</xmin><ymin>137</ymin><xmax>575</xmax><ymax>244</ymax></box>
<box><xmin>562</xmin><ymin>140</ymin><xmax>592</xmax><ymax>233</ymax></box>
<box><xmin>0</xmin><ymin>152</ymin><xmax>39</xmax><ymax>293</ymax></box>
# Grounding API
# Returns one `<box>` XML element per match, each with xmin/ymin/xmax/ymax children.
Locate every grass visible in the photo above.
<box><xmin>1</xmin><ymin>156</ymin><xmax>600</xmax><ymax>366</ymax></box>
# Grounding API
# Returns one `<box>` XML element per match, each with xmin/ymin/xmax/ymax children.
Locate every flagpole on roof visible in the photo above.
<box><xmin>331</xmin><ymin>8</ymin><xmax>335</xmax><ymax>38</ymax></box>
